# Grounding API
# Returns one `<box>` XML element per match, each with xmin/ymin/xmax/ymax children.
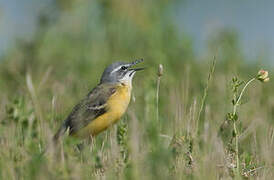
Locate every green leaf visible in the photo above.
<box><xmin>226</xmin><ymin>113</ymin><xmax>238</xmax><ymax>122</ymax></box>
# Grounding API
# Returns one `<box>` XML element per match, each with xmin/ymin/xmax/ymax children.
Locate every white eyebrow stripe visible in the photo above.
<box><xmin>110</xmin><ymin>65</ymin><xmax>123</xmax><ymax>74</ymax></box>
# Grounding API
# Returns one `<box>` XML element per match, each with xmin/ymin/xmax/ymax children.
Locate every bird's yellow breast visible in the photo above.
<box><xmin>74</xmin><ymin>83</ymin><xmax>131</xmax><ymax>138</ymax></box>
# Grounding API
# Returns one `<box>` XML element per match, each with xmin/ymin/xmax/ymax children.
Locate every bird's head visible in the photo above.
<box><xmin>100</xmin><ymin>59</ymin><xmax>144</xmax><ymax>85</ymax></box>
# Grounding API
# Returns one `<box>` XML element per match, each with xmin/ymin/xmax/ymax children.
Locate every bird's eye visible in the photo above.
<box><xmin>121</xmin><ymin>66</ymin><xmax>127</xmax><ymax>70</ymax></box>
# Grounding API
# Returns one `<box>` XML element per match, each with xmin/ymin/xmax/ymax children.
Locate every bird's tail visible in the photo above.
<box><xmin>53</xmin><ymin>121</ymin><xmax>69</xmax><ymax>144</ymax></box>
<box><xmin>37</xmin><ymin>120</ymin><xmax>69</xmax><ymax>156</ymax></box>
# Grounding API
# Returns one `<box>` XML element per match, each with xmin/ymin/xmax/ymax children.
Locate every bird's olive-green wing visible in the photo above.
<box><xmin>66</xmin><ymin>83</ymin><xmax>117</xmax><ymax>135</ymax></box>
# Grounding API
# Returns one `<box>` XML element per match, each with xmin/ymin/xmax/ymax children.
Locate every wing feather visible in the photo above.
<box><xmin>65</xmin><ymin>83</ymin><xmax>117</xmax><ymax>135</ymax></box>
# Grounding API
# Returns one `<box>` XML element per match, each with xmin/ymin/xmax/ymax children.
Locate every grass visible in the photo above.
<box><xmin>0</xmin><ymin>0</ymin><xmax>274</xmax><ymax>179</ymax></box>
<box><xmin>0</xmin><ymin>60</ymin><xmax>273</xmax><ymax>179</ymax></box>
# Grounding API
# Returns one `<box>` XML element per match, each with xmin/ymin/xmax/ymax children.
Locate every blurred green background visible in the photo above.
<box><xmin>0</xmin><ymin>0</ymin><xmax>273</xmax><ymax>179</ymax></box>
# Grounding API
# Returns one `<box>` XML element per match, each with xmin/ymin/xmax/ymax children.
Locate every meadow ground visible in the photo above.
<box><xmin>0</xmin><ymin>1</ymin><xmax>274</xmax><ymax>179</ymax></box>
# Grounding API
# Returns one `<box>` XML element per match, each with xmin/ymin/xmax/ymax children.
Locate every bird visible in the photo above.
<box><xmin>53</xmin><ymin>59</ymin><xmax>144</xmax><ymax>142</ymax></box>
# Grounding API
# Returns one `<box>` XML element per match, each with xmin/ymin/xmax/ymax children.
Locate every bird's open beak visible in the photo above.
<box><xmin>132</xmin><ymin>67</ymin><xmax>145</xmax><ymax>71</ymax></box>
<box><xmin>129</xmin><ymin>58</ymin><xmax>145</xmax><ymax>72</ymax></box>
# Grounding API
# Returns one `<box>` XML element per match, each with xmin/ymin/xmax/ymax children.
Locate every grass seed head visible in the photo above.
<box><xmin>157</xmin><ymin>64</ymin><xmax>163</xmax><ymax>77</ymax></box>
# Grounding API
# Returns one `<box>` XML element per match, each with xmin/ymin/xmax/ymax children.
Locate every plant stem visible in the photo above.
<box><xmin>233</xmin><ymin>121</ymin><xmax>240</xmax><ymax>177</ymax></box>
<box><xmin>196</xmin><ymin>55</ymin><xmax>216</xmax><ymax>136</ymax></box>
<box><xmin>156</xmin><ymin>76</ymin><xmax>161</xmax><ymax>125</ymax></box>
<box><xmin>232</xmin><ymin>77</ymin><xmax>256</xmax><ymax>176</ymax></box>
<box><xmin>233</xmin><ymin>78</ymin><xmax>256</xmax><ymax>114</ymax></box>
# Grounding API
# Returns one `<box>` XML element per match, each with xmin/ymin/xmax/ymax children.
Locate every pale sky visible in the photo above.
<box><xmin>177</xmin><ymin>0</ymin><xmax>274</xmax><ymax>62</ymax></box>
<box><xmin>0</xmin><ymin>0</ymin><xmax>52</xmax><ymax>54</ymax></box>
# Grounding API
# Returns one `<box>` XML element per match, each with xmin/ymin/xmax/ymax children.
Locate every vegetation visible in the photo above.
<box><xmin>0</xmin><ymin>1</ymin><xmax>273</xmax><ymax>179</ymax></box>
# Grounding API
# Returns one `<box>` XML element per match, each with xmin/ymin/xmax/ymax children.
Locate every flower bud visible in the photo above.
<box><xmin>257</xmin><ymin>70</ymin><xmax>269</xmax><ymax>83</ymax></box>
<box><xmin>157</xmin><ymin>64</ymin><xmax>163</xmax><ymax>77</ymax></box>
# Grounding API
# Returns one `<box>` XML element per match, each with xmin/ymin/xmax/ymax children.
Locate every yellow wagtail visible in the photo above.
<box><xmin>53</xmin><ymin>59</ymin><xmax>144</xmax><ymax>142</ymax></box>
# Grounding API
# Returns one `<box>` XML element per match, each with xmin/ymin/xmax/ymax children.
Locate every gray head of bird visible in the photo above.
<box><xmin>100</xmin><ymin>59</ymin><xmax>144</xmax><ymax>85</ymax></box>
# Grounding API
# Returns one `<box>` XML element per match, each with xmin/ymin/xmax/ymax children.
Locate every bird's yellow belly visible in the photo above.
<box><xmin>73</xmin><ymin>84</ymin><xmax>131</xmax><ymax>138</ymax></box>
